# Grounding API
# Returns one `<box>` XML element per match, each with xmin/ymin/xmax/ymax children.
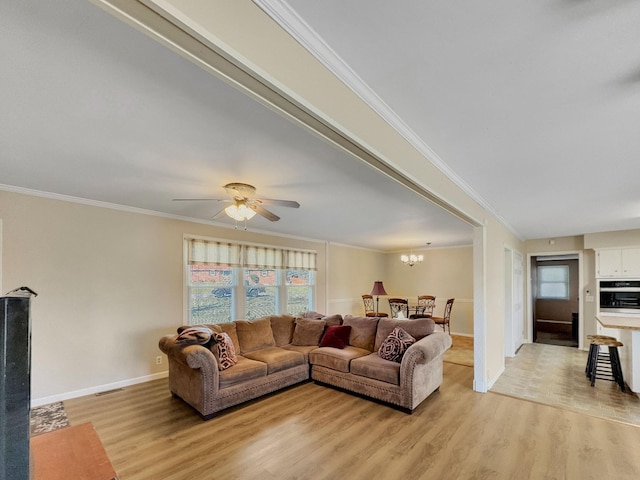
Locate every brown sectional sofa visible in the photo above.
<box><xmin>158</xmin><ymin>312</ymin><xmax>452</xmax><ymax>419</ymax></box>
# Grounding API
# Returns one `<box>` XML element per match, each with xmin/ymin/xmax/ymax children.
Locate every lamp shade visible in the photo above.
<box><xmin>225</xmin><ymin>202</ymin><xmax>257</xmax><ymax>221</ymax></box>
<box><xmin>370</xmin><ymin>281</ymin><xmax>387</xmax><ymax>296</ymax></box>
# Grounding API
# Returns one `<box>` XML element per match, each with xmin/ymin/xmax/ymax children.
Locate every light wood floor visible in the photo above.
<box><xmin>64</xmin><ymin>363</ymin><xmax>640</xmax><ymax>480</ymax></box>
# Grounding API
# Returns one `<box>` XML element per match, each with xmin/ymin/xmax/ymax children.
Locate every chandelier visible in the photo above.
<box><xmin>400</xmin><ymin>253</ymin><xmax>423</xmax><ymax>267</ymax></box>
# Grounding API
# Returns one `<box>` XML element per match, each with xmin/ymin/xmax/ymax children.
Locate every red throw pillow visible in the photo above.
<box><xmin>319</xmin><ymin>325</ymin><xmax>352</xmax><ymax>349</ymax></box>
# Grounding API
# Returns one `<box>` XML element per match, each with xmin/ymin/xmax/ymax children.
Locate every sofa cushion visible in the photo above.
<box><xmin>211</xmin><ymin>332</ymin><xmax>238</xmax><ymax>370</ymax></box>
<box><xmin>281</xmin><ymin>344</ymin><xmax>318</xmax><ymax>362</ymax></box>
<box><xmin>351</xmin><ymin>353</ymin><xmax>401</xmax><ymax>385</ymax></box>
<box><xmin>373</xmin><ymin>317</ymin><xmax>435</xmax><ymax>352</ymax></box>
<box><xmin>243</xmin><ymin>347</ymin><xmax>306</xmax><ymax>375</ymax></box>
<box><xmin>319</xmin><ymin>325</ymin><xmax>351</xmax><ymax>349</ymax></box>
<box><xmin>292</xmin><ymin>318</ymin><xmax>325</xmax><ymax>346</ymax></box>
<box><xmin>309</xmin><ymin>346</ymin><xmax>370</xmax><ymax>373</ymax></box>
<box><xmin>377</xmin><ymin>327</ymin><xmax>416</xmax><ymax>363</ymax></box>
<box><xmin>343</xmin><ymin>315</ymin><xmax>379</xmax><ymax>351</ymax></box>
<box><xmin>301</xmin><ymin>311</ymin><xmax>324</xmax><ymax>320</ymax></box>
<box><xmin>269</xmin><ymin>315</ymin><xmax>296</xmax><ymax>346</ymax></box>
<box><xmin>235</xmin><ymin>318</ymin><xmax>276</xmax><ymax>354</ymax></box>
<box><xmin>321</xmin><ymin>314</ymin><xmax>343</xmax><ymax>326</ymax></box>
<box><xmin>218</xmin><ymin>356</ymin><xmax>268</xmax><ymax>389</ymax></box>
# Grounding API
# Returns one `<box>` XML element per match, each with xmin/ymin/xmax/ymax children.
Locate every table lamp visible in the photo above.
<box><xmin>370</xmin><ymin>281</ymin><xmax>388</xmax><ymax>316</ymax></box>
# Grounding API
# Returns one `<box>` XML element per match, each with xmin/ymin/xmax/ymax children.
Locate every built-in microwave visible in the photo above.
<box><xmin>599</xmin><ymin>280</ymin><xmax>640</xmax><ymax>314</ymax></box>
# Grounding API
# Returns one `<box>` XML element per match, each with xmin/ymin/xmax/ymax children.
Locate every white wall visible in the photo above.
<box><xmin>0</xmin><ymin>190</ymin><xmax>326</xmax><ymax>405</ymax></box>
<box><xmin>385</xmin><ymin>246</ymin><xmax>474</xmax><ymax>335</ymax></box>
<box><xmin>325</xmin><ymin>244</ymin><xmax>475</xmax><ymax>335</ymax></box>
<box><xmin>326</xmin><ymin>243</ymin><xmax>387</xmax><ymax>316</ymax></box>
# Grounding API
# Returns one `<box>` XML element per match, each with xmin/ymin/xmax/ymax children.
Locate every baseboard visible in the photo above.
<box><xmin>31</xmin><ymin>371</ymin><xmax>169</xmax><ymax>407</ymax></box>
<box><xmin>473</xmin><ymin>365</ymin><xmax>505</xmax><ymax>393</ymax></box>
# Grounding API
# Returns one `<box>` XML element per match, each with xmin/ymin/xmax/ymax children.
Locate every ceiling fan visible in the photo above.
<box><xmin>173</xmin><ymin>182</ymin><xmax>300</xmax><ymax>226</ymax></box>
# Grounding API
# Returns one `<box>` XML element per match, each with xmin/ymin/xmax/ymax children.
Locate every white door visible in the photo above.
<box><xmin>504</xmin><ymin>248</ymin><xmax>524</xmax><ymax>357</ymax></box>
<box><xmin>513</xmin><ymin>251</ymin><xmax>524</xmax><ymax>350</ymax></box>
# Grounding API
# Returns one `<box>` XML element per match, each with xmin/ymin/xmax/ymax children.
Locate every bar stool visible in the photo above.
<box><xmin>585</xmin><ymin>335</ymin><xmax>617</xmax><ymax>378</ymax></box>
<box><xmin>587</xmin><ymin>336</ymin><xmax>625</xmax><ymax>392</ymax></box>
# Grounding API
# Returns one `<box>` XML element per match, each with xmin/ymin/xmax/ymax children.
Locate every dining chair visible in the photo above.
<box><xmin>362</xmin><ymin>294</ymin><xmax>388</xmax><ymax>317</ymax></box>
<box><xmin>432</xmin><ymin>298</ymin><xmax>454</xmax><ymax>333</ymax></box>
<box><xmin>409</xmin><ymin>295</ymin><xmax>436</xmax><ymax>319</ymax></box>
<box><xmin>388</xmin><ymin>298</ymin><xmax>409</xmax><ymax>319</ymax></box>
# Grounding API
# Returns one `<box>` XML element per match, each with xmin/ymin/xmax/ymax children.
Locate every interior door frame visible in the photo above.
<box><xmin>526</xmin><ymin>250</ymin><xmax>584</xmax><ymax>349</ymax></box>
<box><xmin>504</xmin><ymin>246</ymin><xmax>524</xmax><ymax>357</ymax></box>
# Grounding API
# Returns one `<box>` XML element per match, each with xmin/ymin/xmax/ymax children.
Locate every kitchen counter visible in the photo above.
<box><xmin>596</xmin><ymin>315</ymin><xmax>640</xmax><ymax>330</ymax></box>
<box><xmin>596</xmin><ymin>314</ymin><xmax>640</xmax><ymax>395</ymax></box>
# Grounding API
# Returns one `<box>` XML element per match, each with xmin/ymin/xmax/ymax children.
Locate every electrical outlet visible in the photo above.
<box><xmin>156</xmin><ymin>356</ymin><xmax>162</xmax><ymax>365</ymax></box>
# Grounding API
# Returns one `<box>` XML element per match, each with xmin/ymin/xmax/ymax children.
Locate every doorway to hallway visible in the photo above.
<box><xmin>531</xmin><ymin>254</ymin><xmax>579</xmax><ymax>348</ymax></box>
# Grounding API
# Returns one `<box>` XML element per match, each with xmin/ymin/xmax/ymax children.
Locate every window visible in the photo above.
<box><xmin>185</xmin><ymin>238</ymin><xmax>316</xmax><ymax>324</ymax></box>
<box><xmin>244</xmin><ymin>268</ymin><xmax>276</xmax><ymax>320</ymax></box>
<box><xmin>537</xmin><ymin>265</ymin><xmax>569</xmax><ymax>300</ymax></box>
<box><xmin>286</xmin><ymin>269</ymin><xmax>314</xmax><ymax>316</ymax></box>
<box><xmin>188</xmin><ymin>265</ymin><xmax>236</xmax><ymax>324</ymax></box>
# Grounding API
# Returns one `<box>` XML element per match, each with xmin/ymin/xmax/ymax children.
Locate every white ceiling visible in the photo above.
<box><xmin>279</xmin><ymin>0</ymin><xmax>640</xmax><ymax>239</ymax></box>
<box><xmin>3</xmin><ymin>1</ymin><xmax>640</xmax><ymax>252</ymax></box>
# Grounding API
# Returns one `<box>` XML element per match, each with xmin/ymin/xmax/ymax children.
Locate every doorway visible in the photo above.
<box><xmin>531</xmin><ymin>254</ymin><xmax>579</xmax><ymax>347</ymax></box>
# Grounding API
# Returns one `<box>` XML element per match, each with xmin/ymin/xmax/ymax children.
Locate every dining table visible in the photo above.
<box><xmin>407</xmin><ymin>305</ymin><xmax>431</xmax><ymax>317</ymax></box>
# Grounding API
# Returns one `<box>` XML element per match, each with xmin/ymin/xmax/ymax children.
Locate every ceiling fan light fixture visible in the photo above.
<box><xmin>224</xmin><ymin>201</ymin><xmax>256</xmax><ymax>221</ymax></box>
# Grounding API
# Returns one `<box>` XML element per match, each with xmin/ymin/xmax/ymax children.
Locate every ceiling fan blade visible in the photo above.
<box><xmin>212</xmin><ymin>207</ymin><xmax>227</xmax><ymax>219</ymax></box>
<box><xmin>172</xmin><ymin>198</ymin><xmax>229</xmax><ymax>202</ymax></box>
<box><xmin>256</xmin><ymin>198</ymin><xmax>300</xmax><ymax>208</ymax></box>
<box><xmin>250</xmin><ymin>204</ymin><xmax>280</xmax><ymax>222</ymax></box>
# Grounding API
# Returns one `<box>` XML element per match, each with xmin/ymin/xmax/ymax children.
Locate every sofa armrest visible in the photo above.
<box><xmin>158</xmin><ymin>335</ymin><xmax>219</xmax><ymax>372</ymax></box>
<box><xmin>400</xmin><ymin>332</ymin><xmax>452</xmax><ymax>372</ymax></box>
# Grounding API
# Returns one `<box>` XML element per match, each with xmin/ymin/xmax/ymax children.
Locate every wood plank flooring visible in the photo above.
<box><xmin>63</xmin><ymin>363</ymin><xmax>640</xmax><ymax>480</ymax></box>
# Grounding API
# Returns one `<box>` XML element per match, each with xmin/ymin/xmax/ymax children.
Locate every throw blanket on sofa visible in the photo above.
<box><xmin>175</xmin><ymin>327</ymin><xmax>213</xmax><ymax>346</ymax></box>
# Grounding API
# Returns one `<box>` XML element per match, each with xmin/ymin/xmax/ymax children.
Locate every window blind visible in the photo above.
<box><xmin>186</xmin><ymin>239</ymin><xmax>316</xmax><ymax>271</ymax></box>
<box><xmin>187</xmin><ymin>239</ymin><xmax>242</xmax><ymax>266</ymax></box>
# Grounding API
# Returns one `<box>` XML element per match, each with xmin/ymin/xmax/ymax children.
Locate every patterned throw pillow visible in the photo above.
<box><xmin>212</xmin><ymin>332</ymin><xmax>238</xmax><ymax>370</ymax></box>
<box><xmin>378</xmin><ymin>327</ymin><xmax>416</xmax><ymax>363</ymax></box>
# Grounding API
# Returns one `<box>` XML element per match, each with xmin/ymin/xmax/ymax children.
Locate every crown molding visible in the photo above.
<box><xmin>253</xmin><ymin>0</ymin><xmax>520</xmax><ymax>238</ymax></box>
<box><xmin>0</xmin><ymin>183</ymin><xmax>363</xmax><ymax>249</ymax></box>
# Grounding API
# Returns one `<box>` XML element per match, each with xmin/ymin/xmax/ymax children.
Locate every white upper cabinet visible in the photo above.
<box><xmin>622</xmin><ymin>248</ymin><xmax>640</xmax><ymax>277</ymax></box>
<box><xmin>597</xmin><ymin>248</ymin><xmax>640</xmax><ymax>278</ymax></box>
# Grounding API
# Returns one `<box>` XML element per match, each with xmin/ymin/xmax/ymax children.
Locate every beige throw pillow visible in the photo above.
<box><xmin>291</xmin><ymin>318</ymin><xmax>326</xmax><ymax>346</ymax></box>
<box><xmin>235</xmin><ymin>318</ymin><xmax>276</xmax><ymax>354</ymax></box>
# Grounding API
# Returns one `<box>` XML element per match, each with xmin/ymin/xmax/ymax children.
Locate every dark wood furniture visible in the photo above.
<box><xmin>432</xmin><ymin>298</ymin><xmax>454</xmax><ymax>333</ymax></box>
<box><xmin>586</xmin><ymin>336</ymin><xmax>625</xmax><ymax>391</ymax></box>
<box><xmin>362</xmin><ymin>294</ymin><xmax>388</xmax><ymax>317</ymax></box>
<box><xmin>409</xmin><ymin>295</ymin><xmax>436</xmax><ymax>319</ymax></box>
<box><xmin>1</xmin><ymin>296</ymin><xmax>32</xmax><ymax>480</ymax></box>
<box><xmin>388</xmin><ymin>298</ymin><xmax>409</xmax><ymax>318</ymax></box>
